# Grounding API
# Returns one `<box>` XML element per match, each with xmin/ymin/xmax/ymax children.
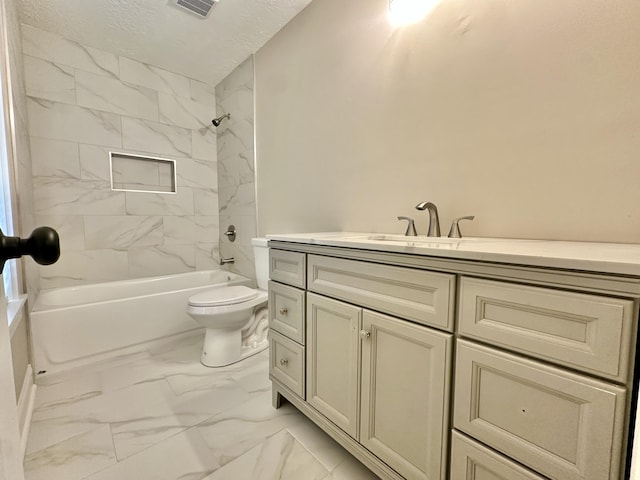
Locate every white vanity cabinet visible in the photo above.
<box><xmin>267</xmin><ymin>238</ymin><xmax>640</xmax><ymax>480</ymax></box>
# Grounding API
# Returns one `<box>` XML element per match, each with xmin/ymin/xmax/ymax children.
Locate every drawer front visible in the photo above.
<box><xmin>454</xmin><ymin>340</ymin><xmax>626</xmax><ymax>480</ymax></box>
<box><xmin>268</xmin><ymin>281</ymin><xmax>305</xmax><ymax>344</ymax></box>
<box><xmin>269</xmin><ymin>331</ymin><xmax>305</xmax><ymax>398</ymax></box>
<box><xmin>270</xmin><ymin>249</ymin><xmax>306</xmax><ymax>288</ymax></box>
<box><xmin>450</xmin><ymin>431</ymin><xmax>546</xmax><ymax>480</ymax></box>
<box><xmin>307</xmin><ymin>254</ymin><xmax>455</xmax><ymax>331</ymax></box>
<box><xmin>458</xmin><ymin>277</ymin><xmax>634</xmax><ymax>381</ymax></box>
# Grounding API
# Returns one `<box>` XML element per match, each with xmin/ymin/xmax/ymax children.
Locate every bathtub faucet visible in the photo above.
<box><xmin>220</xmin><ymin>257</ymin><xmax>235</xmax><ymax>265</ymax></box>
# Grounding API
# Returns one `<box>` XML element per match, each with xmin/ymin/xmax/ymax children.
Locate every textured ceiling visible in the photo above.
<box><xmin>16</xmin><ymin>0</ymin><xmax>313</xmax><ymax>86</ymax></box>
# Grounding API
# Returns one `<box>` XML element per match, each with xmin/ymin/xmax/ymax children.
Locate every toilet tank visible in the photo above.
<box><xmin>251</xmin><ymin>237</ymin><xmax>269</xmax><ymax>290</ymax></box>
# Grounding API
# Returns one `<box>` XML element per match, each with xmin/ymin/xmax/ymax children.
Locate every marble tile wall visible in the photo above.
<box><xmin>216</xmin><ymin>56</ymin><xmax>257</xmax><ymax>281</ymax></box>
<box><xmin>22</xmin><ymin>25</ymin><xmax>221</xmax><ymax>289</ymax></box>
<box><xmin>3</xmin><ymin>0</ymin><xmax>39</xmax><ymax>300</ymax></box>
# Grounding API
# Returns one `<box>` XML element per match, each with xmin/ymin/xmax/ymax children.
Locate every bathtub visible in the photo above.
<box><xmin>31</xmin><ymin>270</ymin><xmax>252</xmax><ymax>377</ymax></box>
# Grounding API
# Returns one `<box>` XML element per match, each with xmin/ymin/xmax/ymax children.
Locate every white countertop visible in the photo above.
<box><xmin>266</xmin><ymin>232</ymin><xmax>640</xmax><ymax>276</ymax></box>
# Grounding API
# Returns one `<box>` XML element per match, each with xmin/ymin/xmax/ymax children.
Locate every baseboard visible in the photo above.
<box><xmin>16</xmin><ymin>364</ymin><xmax>36</xmax><ymax>458</ymax></box>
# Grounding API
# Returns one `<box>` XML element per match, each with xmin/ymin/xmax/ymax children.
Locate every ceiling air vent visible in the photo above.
<box><xmin>175</xmin><ymin>0</ymin><xmax>218</xmax><ymax>18</ymax></box>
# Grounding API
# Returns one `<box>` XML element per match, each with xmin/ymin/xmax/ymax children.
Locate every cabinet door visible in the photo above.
<box><xmin>306</xmin><ymin>293</ymin><xmax>361</xmax><ymax>439</ymax></box>
<box><xmin>360</xmin><ymin>310</ymin><xmax>452</xmax><ymax>480</ymax></box>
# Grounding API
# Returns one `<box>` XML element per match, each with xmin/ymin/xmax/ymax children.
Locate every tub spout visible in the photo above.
<box><xmin>220</xmin><ymin>257</ymin><xmax>235</xmax><ymax>265</ymax></box>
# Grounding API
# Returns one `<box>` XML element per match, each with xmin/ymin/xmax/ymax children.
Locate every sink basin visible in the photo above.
<box><xmin>364</xmin><ymin>234</ymin><xmax>464</xmax><ymax>244</ymax></box>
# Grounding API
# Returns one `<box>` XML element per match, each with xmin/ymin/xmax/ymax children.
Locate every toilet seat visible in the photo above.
<box><xmin>187</xmin><ymin>286</ymin><xmax>268</xmax><ymax>317</ymax></box>
<box><xmin>189</xmin><ymin>285</ymin><xmax>258</xmax><ymax>307</ymax></box>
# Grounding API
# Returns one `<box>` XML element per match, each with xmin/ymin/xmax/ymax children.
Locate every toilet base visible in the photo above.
<box><xmin>200</xmin><ymin>328</ymin><xmax>268</xmax><ymax>367</ymax></box>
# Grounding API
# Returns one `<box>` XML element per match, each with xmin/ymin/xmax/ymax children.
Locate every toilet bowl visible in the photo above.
<box><xmin>187</xmin><ymin>238</ymin><xmax>270</xmax><ymax>367</ymax></box>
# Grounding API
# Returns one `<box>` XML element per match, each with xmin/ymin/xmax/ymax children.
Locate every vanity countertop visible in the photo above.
<box><xmin>266</xmin><ymin>232</ymin><xmax>640</xmax><ymax>276</ymax></box>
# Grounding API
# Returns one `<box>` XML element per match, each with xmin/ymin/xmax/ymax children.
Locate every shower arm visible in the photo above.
<box><xmin>212</xmin><ymin>113</ymin><xmax>231</xmax><ymax>127</ymax></box>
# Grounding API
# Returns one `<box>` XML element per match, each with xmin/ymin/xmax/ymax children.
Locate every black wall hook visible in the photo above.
<box><xmin>0</xmin><ymin>226</ymin><xmax>60</xmax><ymax>274</ymax></box>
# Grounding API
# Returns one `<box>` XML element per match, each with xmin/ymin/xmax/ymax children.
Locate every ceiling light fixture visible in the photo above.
<box><xmin>388</xmin><ymin>0</ymin><xmax>438</xmax><ymax>26</ymax></box>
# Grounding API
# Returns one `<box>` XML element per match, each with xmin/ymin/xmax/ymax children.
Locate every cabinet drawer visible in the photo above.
<box><xmin>268</xmin><ymin>281</ymin><xmax>305</xmax><ymax>344</ymax></box>
<box><xmin>450</xmin><ymin>431</ymin><xmax>546</xmax><ymax>480</ymax></box>
<box><xmin>307</xmin><ymin>254</ymin><xmax>455</xmax><ymax>331</ymax></box>
<box><xmin>269</xmin><ymin>249</ymin><xmax>306</xmax><ymax>288</ymax></box>
<box><xmin>458</xmin><ymin>277</ymin><xmax>635</xmax><ymax>381</ymax></box>
<box><xmin>454</xmin><ymin>340</ymin><xmax>626</xmax><ymax>480</ymax></box>
<box><xmin>269</xmin><ymin>331</ymin><xmax>305</xmax><ymax>399</ymax></box>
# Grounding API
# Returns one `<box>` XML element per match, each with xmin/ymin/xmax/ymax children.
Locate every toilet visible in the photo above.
<box><xmin>187</xmin><ymin>238</ymin><xmax>270</xmax><ymax>367</ymax></box>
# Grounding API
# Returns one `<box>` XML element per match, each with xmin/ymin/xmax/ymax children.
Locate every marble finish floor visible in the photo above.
<box><xmin>25</xmin><ymin>333</ymin><xmax>380</xmax><ymax>480</ymax></box>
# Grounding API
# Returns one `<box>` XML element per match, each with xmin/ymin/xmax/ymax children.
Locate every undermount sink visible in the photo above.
<box><xmin>365</xmin><ymin>234</ymin><xmax>463</xmax><ymax>243</ymax></box>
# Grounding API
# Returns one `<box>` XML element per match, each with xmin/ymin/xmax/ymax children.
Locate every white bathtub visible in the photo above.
<box><xmin>31</xmin><ymin>270</ymin><xmax>251</xmax><ymax>377</ymax></box>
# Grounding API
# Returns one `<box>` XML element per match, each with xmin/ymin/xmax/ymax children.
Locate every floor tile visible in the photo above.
<box><xmin>287</xmin><ymin>420</ymin><xmax>351</xmax><ymax>472</ymax></box>
<box><xmin>195</xmin><ymin>390</ymin><xmax>307</xmax><ymax>467</ymax></box>
<box><xmin>24</xmin><ymin>425</ymin><xmax>116</xmax><ymax>480</ymax></box>
<box><xmin>26</xmin><ymin>334</ymin><xmax>379</xmax><ymax>480</ymax></box>
<box><xmin>111</xmin><ymin>377</ymin><xmax>250</xmax><ymax>460</ymax></box>
<box><xmin>324</xmin><ymin>455</ymin><xmax>382</xmax><ymax>480</ymax></box>
<box><xmin>84</xmin><ymin>426</ymin><xmax>219</xmax><ymax>480</ymax></box>
<box><xmin>28</xmin><ymin>378</ymin><xmax>175</xmax><ymax>455</ymax></box>
<box><xmin>202</xmin><ymin>429</ymin><xmax>329</xmax><ymax>480</ymax></box>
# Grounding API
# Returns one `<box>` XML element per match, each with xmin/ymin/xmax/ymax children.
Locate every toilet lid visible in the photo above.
<box><xmin>189</xmin><ymin>285</ymin><xmax>258</xmax><ymax>307</ymax></box>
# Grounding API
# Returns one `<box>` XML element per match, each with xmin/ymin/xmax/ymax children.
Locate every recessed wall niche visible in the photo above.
<box><xmin>109</xmin><ymin>152</ymin><xmax>177</xmax><ymax>194</ymax></box>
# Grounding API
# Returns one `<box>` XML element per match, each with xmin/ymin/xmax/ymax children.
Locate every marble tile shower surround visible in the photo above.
<box><xmin>22</xmin><ymin>24</ymin><xmax>222</xmax><ymax>288</ymax></box>
<box><xmin>216</xmin><ymin>56</ymin><xmax>258</xmax><ymax>282</ymax></box>
<box><xmin>24</xmin><ymin>333</ymin><xmax>381</xmax><ymax>480</ymax></box>
<box><xmin>3</xmin><ymin>0</ymin><xmax>39</xmax><ymax>299</ymax></box>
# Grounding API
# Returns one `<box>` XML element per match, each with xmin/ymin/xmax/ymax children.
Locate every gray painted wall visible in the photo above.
<box><xmin>255</xmin><ymin>0</ymin><xmax>640</xmax><ymax>244</ymax></box>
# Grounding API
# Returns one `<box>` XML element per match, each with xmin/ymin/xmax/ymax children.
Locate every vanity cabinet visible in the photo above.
<box><xmin>268</xmin><ymin>241</ymin><xmax>640</xmax><ymax>480</ymax></box>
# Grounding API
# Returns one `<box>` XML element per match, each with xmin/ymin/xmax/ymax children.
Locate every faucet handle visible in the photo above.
<box><xmin>448</xmin><ymin>216</ymin><xmax>475</xmax><ymax>238</ymax></box>
<box><xmin>397</xmin><ymin>216</ymin><xmax>418</xmax><ymax>236</ymax></box>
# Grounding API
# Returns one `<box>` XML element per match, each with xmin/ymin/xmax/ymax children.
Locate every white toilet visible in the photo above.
<box><xmin>187</xmin><ymin>238</ymin><xmax>270</xmax><ymax>367</ymax></box>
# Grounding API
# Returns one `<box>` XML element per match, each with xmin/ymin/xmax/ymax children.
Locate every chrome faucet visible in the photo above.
<box><xmin>415</xmin><ymin>202</ymin><xmax>441</xmax><ymax>237</ymax></box>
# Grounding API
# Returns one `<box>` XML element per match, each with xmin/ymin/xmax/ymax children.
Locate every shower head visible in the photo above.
<box><xmin>212</xmin><ymin>113</ymin><xmax>231</xmax><ymax>127</ymax></box>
